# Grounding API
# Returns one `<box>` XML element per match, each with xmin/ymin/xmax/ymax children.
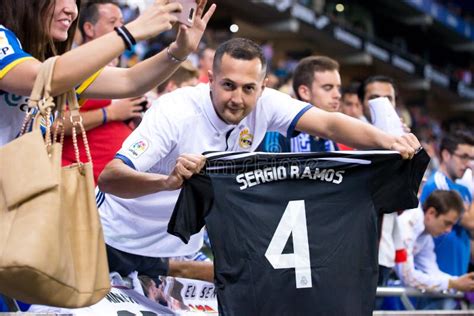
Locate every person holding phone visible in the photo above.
<box><xmin>0</xmin><ymin>0</ymin><xmax>216</xmax><ymax>149</ymax></box>
<box><xmin>61</xmin><ymin>0</ymin><xmax>150</xmax><ymax>183</ymax></box>
<box><xmin>170</xmin><ymin>0</ymin><xmax>198</xmax><ymax>27</ymax></box>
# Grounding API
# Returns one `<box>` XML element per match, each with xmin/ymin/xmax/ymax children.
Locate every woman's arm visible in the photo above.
<box><xmin>0</xmin><ymin>0</ymin><xmax>199</xmax><ymax>97</ymax></box>
<box><xmin>82</xmin><ymin>1</ymin><xmax>216</xmax><ymax>99</ymax></box>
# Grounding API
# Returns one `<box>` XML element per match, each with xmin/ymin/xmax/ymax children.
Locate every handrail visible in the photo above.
<box><xmin>0</xmin><ymin>287</ymin><xmax>466</xmax><ymax>313</ymax></box>
<box><xmin>376</xmin><ymin>287</ymin><xmax>465</xmax><ymax>311</ymax></box>
<box><xmin>377</xmin><ymin>287</ymin><xmax>465</xmax><ymax>299</ymax></box>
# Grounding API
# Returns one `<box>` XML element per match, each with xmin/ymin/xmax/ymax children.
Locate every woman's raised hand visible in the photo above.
<box><xmin>125</xmin><ymin>0</ymin><xmax>183</xmax><ymax>42</ymax></box>
<box><xmin>168</xmin><ymin>0</ymin><xmax>217</xmax><ymax>60</ymax></box>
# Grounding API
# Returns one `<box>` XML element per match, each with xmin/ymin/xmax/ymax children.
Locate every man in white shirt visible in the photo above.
<box><xmin>97</xmin><ymin>38</ymin><xmax>421</xmax><ymax>280</ymax></box>
<box><xmin>395</xmin><ymin>190</ymin><xmax>474</xmax><ymax>292</ymax></box>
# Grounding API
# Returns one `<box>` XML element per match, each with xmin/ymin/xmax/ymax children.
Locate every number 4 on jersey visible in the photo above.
<box><xmin>265</xmin><ymin>200</ymin><xmax>312</xmax><ymax>289</ymax></box>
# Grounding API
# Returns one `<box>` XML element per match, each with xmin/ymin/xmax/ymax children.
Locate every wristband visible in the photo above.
<box><xmin>101</xmin><ymin>107</ymin><xmax>107</xmax><ymax>125</ymax></box>
<box><xmin>114</xmin><ymin>26</ymin><xmax>136</xmax><ymax>51</ymax></box>
<box><xmin>166</xmin><ymin>45</ymin><xmax>187</xmax><ymax>63</ymax></box>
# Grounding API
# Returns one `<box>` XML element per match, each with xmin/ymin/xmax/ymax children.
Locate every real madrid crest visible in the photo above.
<box><xmin>239</xmin><ymin>128</ymin><xmax>253</xmax><ymax>149</ymax></box>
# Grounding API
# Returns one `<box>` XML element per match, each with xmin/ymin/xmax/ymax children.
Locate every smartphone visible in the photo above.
<box><xmin>139</xmin><ymin>100</ymin><xmax>148</xmax><ymax>112</ymax></box>
<box><xmin>170</xmin><ymin>0</ymin><xmax>197</xmax><ymax>27</ymax></box>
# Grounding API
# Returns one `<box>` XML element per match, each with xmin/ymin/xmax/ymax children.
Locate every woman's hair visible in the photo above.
<box><xmin>0</xmin><ymin>0</ymin><xmax>81</xmax><ymax>60</ymax></box>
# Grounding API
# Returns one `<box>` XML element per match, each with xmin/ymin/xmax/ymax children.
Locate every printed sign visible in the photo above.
<box><xmin>159</xmin><ymin>276</ymin><xmax>218</xmax><ymax>315</ymax></box>
<box><xmin>28</xmin><ymin>277</ymin><xmax>218</xmax><ymax>316</ymax></box>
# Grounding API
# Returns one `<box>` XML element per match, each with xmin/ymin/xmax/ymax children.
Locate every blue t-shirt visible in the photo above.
<box><xmin>258</xmin><ymin>131</ymin><xmax>339</xmax><ymax>153</ymax></box>
<box><xmin>420</xmin><ymin>170</ymin><xmax>473</xmax><ymax>276</ymax></box>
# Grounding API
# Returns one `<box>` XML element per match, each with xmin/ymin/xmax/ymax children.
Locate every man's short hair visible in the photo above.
<box><xmin>79</xmin><ymin>0</ymin><xmax>120</xmax><ymax>37</ymax></box>
<box><xmin>198</xmin><ymin>47</ymin><xmax>215</xmax><ymax>59</ymax></box>
<box><xmin>440</xmin><ymin>130</ymin><xmax>474</xmax><ymax>157</ymax></box>
<box><xmin>357</xmin><ymin>75</ymin><xmax>396</xmax><ymax>102</ymax></box>
<box><xmin>292</xmin><ymin>56</ymin><xmax>339</xmax><ymax>101</ymax></box>
<box><xmin>213</xmin><ymin>38</ymin><xmax>267</xmax><ymax>76</ymax></box>
<box><xmin>341</xmin><ymin>82</ymin><xmax>361</xmax><ymax>98</ymax></box>
<box><xmin>157</xmin><ymin>60</ymin><xmax>199</xmax><ymax>93</ymax></box>
<box><xmin>422</xmin><ymin>190</ymin><xmax>465</xmax><ymax>216</ymax></box>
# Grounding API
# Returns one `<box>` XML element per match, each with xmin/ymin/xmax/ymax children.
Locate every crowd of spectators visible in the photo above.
<box><xmin>117</xmin><ymin>2</ymin><xmax>473</xmax><ymax>308</ymax></box>
<box><xmin>82</xmin><ymin>1</ymin><xmax>474</xmax><ymax>310</ymax></box>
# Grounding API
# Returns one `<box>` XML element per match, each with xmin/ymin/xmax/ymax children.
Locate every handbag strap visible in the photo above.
<box><xmin>20</xmin><ymin>56</ymin><xmax>93</xmax><ymax>165</ymax></box>
<box><xmin>20</xmin><ymin>57</ymin><xmax>59</xmax><ymax>146</ymax></box>
<box><xmin>28</xmin><ymin>57</ymin><xmax>59</xmax><ymax>115</ymax></box>
<box><xmin>67</xmin><ymin>90</ymin><xmax>93</xmax><ymax>165</ymax></box>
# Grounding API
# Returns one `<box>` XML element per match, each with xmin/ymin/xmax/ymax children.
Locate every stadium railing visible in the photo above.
<box><xmin>0</xmin><ymin>286</ymin><xmax>469</xmax><ymax>314</ymax></box>
<box><xmin>376</xmin><ymin>286</ymin><xmax>466</xmax><ymax>311</ymax></box>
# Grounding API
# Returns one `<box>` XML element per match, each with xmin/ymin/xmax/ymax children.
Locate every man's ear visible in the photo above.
<box><xmin>165</xmin><ymin>81</ymin><xmax>178</xmax><ymax>93</ymax></box>
<box><xmin>262</xmin><ymin>77</ymin><xmax>268</xmax><ymax>91</ymax></box>
<box><xmin>82</xmin><ymin>21</ymin><xmax>95</xmax><ymax>39</ymax></box>
<box><xmin>208</xmin><ymin>70</ymin><xmax>214</xmax><ymax>84</ymax></box>
<box><xmin>426</xmin><ymin>206</ymin><xmax>438</xmax><ymax>217</ymax></box>
<box><xmin>297</xmin><ymin>85</ymin><xmax>311</xmax><ymax>102</ymax></box>
<box><xmin>441</xmin><ymin>149</ymin><xmax>450</xmax><ymax>162</ymax></box>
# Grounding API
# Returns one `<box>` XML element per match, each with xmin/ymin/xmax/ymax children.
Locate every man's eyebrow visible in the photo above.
<box><xmin>219</xmin><ymin>78</ymin><xmax>235</xmax><ymax>83</ymax></box>
<box><xmin>220</xmin><ymin>78</ymin><xmax>258</xmax><ymax>86</ymax></box>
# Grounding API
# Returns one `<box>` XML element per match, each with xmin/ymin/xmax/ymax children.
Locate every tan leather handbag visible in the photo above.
<box><xmin>0</xmin><ymin>57</ymin><xmax>110</xmax><ymax>307</ymax></box>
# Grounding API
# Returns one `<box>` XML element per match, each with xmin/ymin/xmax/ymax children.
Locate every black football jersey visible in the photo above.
<box><xmin>168</xmin><ymin>150</ymin><xmax>429</xmax><ymax>316</ymax></box>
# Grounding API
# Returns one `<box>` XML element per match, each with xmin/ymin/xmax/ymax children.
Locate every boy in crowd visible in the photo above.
<box><xmin>258</xmin><ymin>55</ymin><xmax>341</xmax><ymax>152</ymax></box>
<box><xmin>395</xmin><ymin>190</ymin><xmax>474</xmax><ymax>293</ymax></box>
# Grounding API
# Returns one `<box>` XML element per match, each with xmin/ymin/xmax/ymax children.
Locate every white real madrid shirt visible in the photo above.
<box><xmin>98</xmin><ymin>83</ymin><xmax>311</xmax><ymax>257</ymax></box>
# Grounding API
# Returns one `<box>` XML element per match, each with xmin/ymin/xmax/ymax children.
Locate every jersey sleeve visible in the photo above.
<box><xmin>371</xmin><ymin>149</ymin><xmax>430</xmax><ymax>214</ymax></box>
<box><xmin>419</xmin><ymin>179</ymin><xmax>437</xmax><ymax>204</ymax></box>
<box><xmin>421</xmin><ymin>173</ymin><xmax>472</xmax><ymax>205</ymax></box>
<box><xmin>115</xmin><ymin>99</ymin><xmax>179</xmax><ymax>172</ymax></box>
<box><xmin>0</xmin><ymin>27</ymin><xmax>33</xmax><ymax>79</ymax></box>
<box><xmin>457</xmin><ymin>185</ymin><xmax>472</xmax><ymax>204</ymax></box>
<box><xmin>75</xmin><ymin>68</ymin><xmax>104</xmax><ymax>105</ymax></box>
<box><xmin>260</xmin><ymin>88</ymin><xmax>312</xmax><ymax>138</ymax></box>
<box><xmin>168</xmin><ymin>174</ymin><xmax>215</xmax><ymax>243</ymax></box>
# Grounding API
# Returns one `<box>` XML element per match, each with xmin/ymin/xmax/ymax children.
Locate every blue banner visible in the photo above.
<box><xmin>405</xmin><ymin>0</ymin><xmax>474</xmax><ymax>40</ymax></box>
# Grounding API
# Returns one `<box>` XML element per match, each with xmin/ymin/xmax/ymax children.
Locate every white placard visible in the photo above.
<box><xmin>368</xmin><ymin>97</ymin><xmax>404</xmax><ymax>136</ymax></box>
